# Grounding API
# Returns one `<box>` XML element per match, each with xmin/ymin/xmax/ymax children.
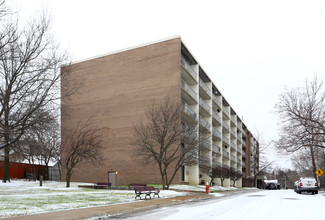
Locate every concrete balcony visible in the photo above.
<box><xmin>222</xmin><ymin>122</ymin><xmax>230</xmax><ymax>132</ymax></box>
<box><xmin>199</xmin><ymin>116</ymin><xmax>211</xmax><ymax>132</ymax></box>
<box><xmin>242</xmin><ymin>151</ymin><xmax>246</xmax><ymax>157</ymax></box>
<box><xmin>212</xmin><ymin>94</ymin><xmax>222</xmax><ymax>108</ymax></box>
<box><xmin>230</xmin><ymin>140</ymin><xmax>236</xmax><ymax>151</ymax></box>
<box><xmin>237</xmin><ymin>158</ymin><xmax>241</xmax><ymax>165</ymax></box>
<box><xmin>199</xmin><ymin>78</ymin><xmax>211</xmax><ymax>98</ymax></box>
<box><xmin>242</xmin><ymin>141</ymin><xmax>246</xmax><ymax>147</ymax></box>
<box><xmin>200</xmin><ymin>143</ymin><xmax>211</xmax><ymax>152</ymax></box>
<box><xmin>242</xmin><ymin>162</ymin><xmax>246</xmax><ymax>168</ymax></box>
<box><xmin>199</xmin><ymin>98</ymin><xmax>211</xmax><ymax>116</ymax></box>
<box><xmin>230</xmin><ymin>154</ymin><xmax>236</xmax><ymax>162</ymax></box>
<box><xmin>181</xmin><ymin>124</ymin><xmax>197</xmax><ymax>142</ymax></box>
<box><xmin>181</xmin><ymin>56</ymin><xmax>197</xmax><ymax>83</ymax></box>
<box><xmin>181</xmin><ymin>101</ymin><xmax>197</xmax><ymax>121</ymax></box>
<box><xmin>230</xmin><ymin>115</ymin><xmax>236</xmax><ymax>125</ymax></box>
<box><xmin>213</xmin><ymin>160</ymin><xmax>221</xmax><ymax>167</ymax></box>
<box><xmin>181</xmin><ymin>79</ymin><xmax>197</xmax><ymax>104</ymax></box>
<box><xmin>237</xmin><ymin>146</ymin><xmax>241</xmax><ymax>153</ymax></box>
<box><xmin>212</xmin><ymin>127</ymin><xmax>221</xmax><ymax>140</ymax></box>
<box><xmin>222</xmin><ymin>136</ymin><xmax>229</xmax><ymax>144</ymax></box>
<box><xmin>230</xmin><ymin>128</ymin><xmax>236</xmax><ymax>138</ymax></box>
<box><xmin>223</xmin><ymin>107</ymin><xmax>230</xmax><ymax>118</ymax></box>
<box><xmin>237</xmin><ymin>135</ymin><xmax>242</xmax><ymax>143</ymax></box>
<box><xmin>212</xmin><ymin>144</ymin><xmax>221</xmax><ymax>155</ymax></box>
<box><xmin>222</xmin><ymin>150</ymin><xmax>229</xmax><ymax>159</ymax></box>
<box><xmin>212</xmin><ymin>111</ymin><xmax>221</xmax><ymax>125</ymax></box>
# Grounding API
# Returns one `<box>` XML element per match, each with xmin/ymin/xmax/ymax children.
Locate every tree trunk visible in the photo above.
<box><xmin>310</xmin><ymin>145</ymin><xmax>317</xmax><ymax>180</ymax></box>
<box><xmin>209</xmin><ymin>178</ymin><xmax>215</xmax><ymax>186</ymax></box>
<box><xmin>66</xmin><ymin>168</ymin><xmax>72</xmax><ymax>188</ymax></box>
<box><xmin>309</xmin><ymin>130</ymin><xmax>317</xmax><ymax>180</ymax></box>
<box><xmin>3</xmin><ymin>145</ymin><xmax>10</xmax><ymax>183</ymax></box>
<box><xmin>220</xmin><ymin>178</ymin><xmax>224</xmax><ymax>187</ymax></box>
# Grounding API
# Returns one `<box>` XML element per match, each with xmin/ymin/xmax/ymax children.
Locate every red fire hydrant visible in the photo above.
<box><xmin>205</xmin><ymin>182</ymin><xmax>210</xmax><ymax>194</ymax></box>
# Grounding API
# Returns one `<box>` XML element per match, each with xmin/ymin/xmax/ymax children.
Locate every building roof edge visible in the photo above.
<box><xmin>68</xmin><ymin>35</ymin><xmax>181</xmax><ymax>66</ymax></box>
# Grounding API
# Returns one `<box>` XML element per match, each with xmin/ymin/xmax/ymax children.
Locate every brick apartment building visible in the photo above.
<box><xmin>61</xmin><ymin>36</ymin><xmax>259</xmax><ymax>187</ymax></box>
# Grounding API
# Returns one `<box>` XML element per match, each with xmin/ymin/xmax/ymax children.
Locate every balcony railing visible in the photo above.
<box><xmin>181</xmin><ymin>56</ymin><xmax>197</xmax><ymax>82</ymax></box>
<box><xmin>242</xmin><ymin>161</ymin><xmax>246</xmax><ymax>167</ymax></box>
<box><xmin>213</xmin><ymin>160</ymin><xmax>221</xmax><ymax>167</ymax></box>
<box><xmin>212</xmin><ymin>144</ymin><xmax>221</xmax><ymax>154</ymax></box>
<box><xmin>239</xmin><ymin>125</ymin><xmax>244</xmax><ymax>134</ymax></box>
<box><xmin>230</xmin><ymin>154</ymin><xmax>236</xmax><ymax>162</ymax></box>
<box><xmin>212</xmin><ymin>127</ymin><xmax>221</xmax><ymax>140</ymax></box>
<box><xmin>212</xmin><ymin>111</ymin><xmax>221</xmax><ymax>124</ymax></box>
<box><xmin>181</xmin><ymin>124</ymin><xmax>197</xmax><ymax>140</ymax></box>
<box><xmin>199</xmin><ymin>97</ymin><xmax>211</xmax><ymax>115</ymax></box>
<box><xmin>223</xmin><ymin>107</ymin><xmax>230</xmax><ymax>117</ymax></box>
<box><xmin>181</xmin><ymin>101</ymin><xmax>197</xmax><ymax>120</ymax></box>
<box><xmin>199</xmin><ymin>116</ymin><xmax>211</xmax><ymax>131</ymax></box>
<box><xmin>242</xmin><ymin>151</ymin><xmax>246</xmax><ymax>157</ymax></box>
<box><xmin>222</xmin><ymin>136</ymin><xmax>229</xmax><ymax>144</ymax></box>
<box><xmin>230</xmin><ymin>140</ymin><xmax>236</xmax><ymax>151</ymax></box>
<box><xmin>237</xmin><ymin>146</ymin><xmax>241</xmax><ymax>153</ymax></box>
<box><xmin>199</xmin><ymin>78</ymin><xmax>211</xmax><ymax>97</ymax></box>
<box><xmin>237</xmin><ymin>158</ymin><xmax>241</xmax><ymax>165</ymax></box>
<box><xmin>212</xmin><ymin>94</ymin><xmax>222</xmax><ymax>108</ymax></box>
<box><xmin>242</xmin><ymin>141</ymin><xmax>246</xmax><ymax>147</ymax></box>
<box><xmin>231</xmin><ymin>115</ymin><xmax>236</xmax><ymax>124</ymax></box>
<box><xmin>222</xmin><ymin>150</ymin><xmax>229</xmax><ymax>159</ymax></box>
<box><xmin>230</xmin><ymin>128</ymin><xmax>237</xmax><ymax>137</ymax></box>
<box><xmin>181</xmin><ymin>79</ymin><xmax>197</xmax><ymax>100</ymax></box>
<box><xmin>237</xmin><ymin>135</ymin><xmax>242</xmax><ymax>143</ymax></box>
<box><xmin>223</xmin><ymin>122</ymin><xmax>230</xmax><ymax>132</ymax></box>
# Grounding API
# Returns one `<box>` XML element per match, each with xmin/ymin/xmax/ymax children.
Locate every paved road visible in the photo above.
<box><xmin>107</xmin><ymin>190</ymin><xmax>325</xmax><ymax>220</ymax></box>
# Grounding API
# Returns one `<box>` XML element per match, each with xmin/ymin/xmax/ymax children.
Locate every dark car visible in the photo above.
<box><xmin>266</xmin><ymin>182</ymin><xmax>277</xmax><ymax>190</ymax></box>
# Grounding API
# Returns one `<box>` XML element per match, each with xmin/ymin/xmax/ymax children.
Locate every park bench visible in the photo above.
<box><xmin>133</xmin><ymin>186</ymin><xmax>160</xmax><ymax>200</ymax></box>
<box><xmin>94</xmin><ymin>182</ymin><xmax>111</xmax><ymax>189</ymax></box>
<box><xmin>128</xmin><ymin>183</ymin><xmax>147</xmax><ymax>190</ymax></box>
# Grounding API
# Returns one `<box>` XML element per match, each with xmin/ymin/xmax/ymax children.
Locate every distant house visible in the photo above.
<box><xmin>0</xmin><ymin>150</ymin><xmax>60</xmax><ymax>181</ymax></box>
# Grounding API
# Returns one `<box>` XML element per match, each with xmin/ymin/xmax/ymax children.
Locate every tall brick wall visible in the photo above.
<box><xmin>61</xmin><ymin>38</ymin><xmax>182</xmax><ymax>185</ymax></box>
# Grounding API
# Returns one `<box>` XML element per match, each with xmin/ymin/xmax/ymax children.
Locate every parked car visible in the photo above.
<box><xmin>266</xmin><ymin>182</ymin><xmax>277</xmax><ymax>190</ymax></box>
<box><xmin>296</xmin><ymin>177</ymin><xmax>318</xmax><ymax>194</ymax></box>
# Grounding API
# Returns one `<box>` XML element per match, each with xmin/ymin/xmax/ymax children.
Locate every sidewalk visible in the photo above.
<box><xmin>5</xmin><ymin>190</ymin><xmax>257</xmax><ymax>220</ymax></box>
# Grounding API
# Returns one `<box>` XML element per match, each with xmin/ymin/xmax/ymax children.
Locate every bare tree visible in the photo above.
<box><xmin>60</xmin><ymin>120</ymin><xmax>105</xmax><ymax>187</ymax></box>
<box><xmin>215</xmin><ymin>166</ymin><xmax>230</xmax><ymax>187</ymax></box>
<box><xmin>132</xmin><ymin>98</ymin><xmax>208</xmax><ymax>190</ymax></box>
<box><xmin>275</xmin><ymin>76</ymin><xmax>325</xmax><ymax>179</ymax></box>
<box><xmin>202</xmin><ymin>165</ymin><xmax>227</xmax><ymax>187</ymax></box>
<box><xmin>251</xmin><ymin>131</ymin><xmax>273</xmax><ymax>187</ymax></box>
<box><xmin>229</xmin><ymin>167</ymin><xmax>242</xmax><ymax>187</ymax></box>
<box><xmin>15</xmin><ymin>133</ymin><xmax>42</xmax><ymax>180</ymax></box>
<box><xmin>37</xmin><ymin>128</ymin><xmax>60</xmax><ymax>180</ymax></box>
<box><xmin>0</xmin><ymin>2</ymin><xmax>72</xmax><ymax>182</ymax></box>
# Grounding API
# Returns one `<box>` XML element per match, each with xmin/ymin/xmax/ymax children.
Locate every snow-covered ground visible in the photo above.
<box><xmin>0</xmin><ymin>180</ymin><xmax>240</xmax><ymax>218</ymax></box>
<box><xmin>124</xmin><ymin>189</ymin><xmax>325</xmax><ymax>220</ymax></box>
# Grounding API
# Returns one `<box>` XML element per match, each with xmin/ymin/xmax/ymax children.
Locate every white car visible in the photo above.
<box><xmin>296</xmin><ymin>177</ymin><xmax>318</xmax><ymax>194</ymax></box>
<box><xmin>293</xmin><ymin>181</ymin><xmax>299</xmax><ymax>192</ymax></box>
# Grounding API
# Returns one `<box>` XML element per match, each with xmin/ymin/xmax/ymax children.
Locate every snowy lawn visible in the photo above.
<box><xmin>0</xmin><ymin>180</ymin><xmax>248</xmax><ymax>218</ymax></box>
<box><xmin>0</xmin><ymin>180</ymin><xmax>191</xmax><ymax>218</ymax></box>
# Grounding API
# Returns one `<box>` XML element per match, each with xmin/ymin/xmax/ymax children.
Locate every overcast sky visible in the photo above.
<box><xmin>10</xmin><ymin>0</ymin><xmax>325</xmax><ymax>169</ymax></box>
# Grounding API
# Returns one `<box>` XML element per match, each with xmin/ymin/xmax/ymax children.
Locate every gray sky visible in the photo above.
<box><xmin>11</xmin><ymin>0</ymin><xmax>325</xmax><ymax>169</ymax></box>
